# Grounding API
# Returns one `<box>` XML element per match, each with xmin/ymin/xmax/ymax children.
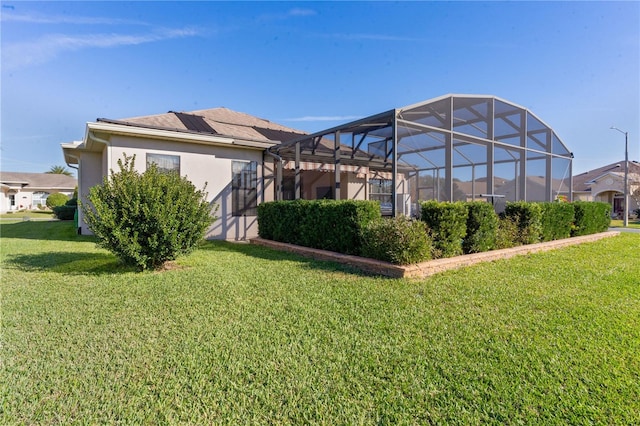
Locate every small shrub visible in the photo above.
<box><xmin>45</xmin><ymin>192</ymin><xmax>69</xmax><ymax>209</ymax></box>
<box><xmin>421</xmin><ymin>201</ymin><xmax>467</xmax><ymax>258</ymax></box>
<box><xmin>463</xmin><ymin>201</ymin><xmax>498</xmax><ymax>254</ymax></box>
<box><xmin>65</xmin><ymin>197</ymin><xmax>78</xmax><ymax>207</ymax></box>
<box><xmin>503</xmin><ymin>202</ymin><xmax>542</xmax><ymax>245</ymax></box>
<box><xmin>52</xmin><ymin>205</ymin><xmax>76</xmax><ymax>220</ymax></box>
<box><xmin>495</xmin><ymin>216</ymin><xmax>520</xmax><ymax>249</ymax></box>
<box><xmin>83</xmin><ymin>154</ymin><xmax>216</xmax><ymax>271</ymax></box>
<box><xmin>361</xmin><ymin>216</ymin><xmax>432</xmax><ymax>265</ymax></box>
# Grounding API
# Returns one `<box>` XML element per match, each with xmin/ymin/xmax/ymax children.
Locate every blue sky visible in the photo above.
<box><xmin>1</xmin><ymin>1</ymin><xmax>638</xmax><ymax>175</ymax></box>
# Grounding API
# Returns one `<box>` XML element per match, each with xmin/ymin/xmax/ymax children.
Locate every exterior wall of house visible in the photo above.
<box><xmin>343</xmin><ymin>173</ymin><xmax>367</xmax><ymax>200</ymax></box>
<box><xmin>81</xmin><ymin>135</ymin><xmax>266</xmax><ymax>240</ymax></box>
<box><xmin>572</xmin><ymin>192</ymin><xmax>592</xmax><ymax>202</ymax></box>
<box><xmin>77</xmin><ymin>151</ymin><xmax>107</xmax><ymax>233</ymax></box>
<box><xmin>262</xmin><ymin>157</ymin><xmax>276</xmax><ymax>203</ymax></box>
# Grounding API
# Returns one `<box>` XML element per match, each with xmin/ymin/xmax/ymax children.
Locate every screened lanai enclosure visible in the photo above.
<box><xmin>268</xmin><ymin>95</ymin><xmax>573</xmax><ymax>216</ymax></box>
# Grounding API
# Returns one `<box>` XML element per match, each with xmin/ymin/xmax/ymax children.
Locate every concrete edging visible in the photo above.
<box><xmin>250</xmin><ymin>231</ymin><xmax>621</xmax><ymax>279</ymax></box>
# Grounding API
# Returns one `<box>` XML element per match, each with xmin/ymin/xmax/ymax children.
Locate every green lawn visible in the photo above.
<box><xmin>2</xmin><ymin>221</ymin><xmax>639</xmax><ymax>424</ymax></box>
<box><xmin>0</xmin><ymin>210</ymin><xmax>56</xmax><ymax>220</ymax></box>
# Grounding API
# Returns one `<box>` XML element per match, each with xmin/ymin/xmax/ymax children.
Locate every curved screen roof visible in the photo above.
<box><xmin>271</xmin><ymin>94</ymin><xmax>573</xmax><ymax>210</ymax></box>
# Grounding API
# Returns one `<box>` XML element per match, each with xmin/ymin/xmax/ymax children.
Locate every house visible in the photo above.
<box><xmin>62</xmin><ymin>94</ymin><xmax>574</xmax><ymax>240</ymax></box>
<box><xmin>573</xmin><ymin>160</ymin><xmax>640</xmax><ymax>218</ymax></box>
<box><xmin>62</xmin><ymin>108</ymin><xmax>308</xmax><ymax>240</ymax></box>
<box><xmin>0</xmin><ymin>172</ymin><xmax>77</xmax><ymax>213</ymax></box>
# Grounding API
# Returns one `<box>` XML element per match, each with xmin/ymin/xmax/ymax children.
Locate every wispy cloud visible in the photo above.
<box><xmin>283</xmin><ymin>115</ymin><xmax>363</xmax><ymax>122</ymax></box>
<box><xmin>321</xmin><ymin>33</ymin><xmax>425</xmax><ymax>42</ymax></box>
<box><xmin>3</xmin><ymin>27</ymin><xmax>200</xmax><ymax>70</ymax></box>
<box><xmin>258</xmin><ymin>8</ymin><xmax>317</xmax><ymax>22</ymax></box>
<box><xmin>287</xmin><ymin>8</ymin><xmax>316</xmax><ymax>17</ymax></box>
<box><xmin>1</xmin><ymin>11</ymin><xmax>148</xmax><ymax>26</ymax></box>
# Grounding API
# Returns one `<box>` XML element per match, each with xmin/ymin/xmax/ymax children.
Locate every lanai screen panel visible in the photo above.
<box><xmin>452</xmin><ymin>138</ymin><xmax>489</xmax><ymax>202</ymax></box>
<box><xmin>552</xmin><ymin>156</ymin><xmax>572</xmax><ymax>200</ymax></box>
<box><xmin>269</xmin><ymin>95</ymin><xmax>573</xmax><ymax>211</ymax></box>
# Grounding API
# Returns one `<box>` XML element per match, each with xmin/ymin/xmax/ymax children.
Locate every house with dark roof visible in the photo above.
<box><xmin>62</xmin><ymin>95</ymin><xmax>574</xmax><ymax>240</ymax></box>
<box><xmin>0</xmin><ymin>172</ymin><xmax>77</xmax><ymax>213</ymax></box>
<box><xmin>62</xmin><ymin>107</ymin><xmax>310</xmax><ymax>240</ymax></box>
<box><xmin>573</xmin><ymin>160</ymin><xmax>640</xmax><ymax>218</ymax></box>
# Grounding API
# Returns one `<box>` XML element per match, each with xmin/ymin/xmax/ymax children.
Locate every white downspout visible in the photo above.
<box><xmin>88</xmin><ymin>131</ymin><xmax>111</xmax><ymax>173</ymax></box>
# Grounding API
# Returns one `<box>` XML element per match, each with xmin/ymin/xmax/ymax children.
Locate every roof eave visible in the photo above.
<box><xmin>85</xmin><ymin>121</ymin><xmax>277</xmax><ymax>150</ymax></box>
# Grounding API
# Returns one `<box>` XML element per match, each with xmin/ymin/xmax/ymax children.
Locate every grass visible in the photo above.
<box><xmin>0</xmin><ymin>210</ymin><xmax>55</xmax><ymax>220</ymax></box>
<box><xmin>2</xmin><ymin>221</ymin><xmax>639</xmax><ymax>424</ymax></box>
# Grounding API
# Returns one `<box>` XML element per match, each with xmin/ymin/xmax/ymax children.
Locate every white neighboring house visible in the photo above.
<box><xmin>0</xmin><ymin>172</ymin><xmax>77</xmax><ymax>213</ymax></box>
<box><xmin>572</xmin><ymin>160</ymin><xmax>640</xmax><ymax>218</ymax></box>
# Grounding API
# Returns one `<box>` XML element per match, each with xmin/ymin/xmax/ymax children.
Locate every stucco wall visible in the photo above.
<box><xmin>89</xmin><ymin>135</ymin><xmax>266</xmax><ymax>240</ymax></box>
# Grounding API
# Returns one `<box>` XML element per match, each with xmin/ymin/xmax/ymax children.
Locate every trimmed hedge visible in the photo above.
<box><xmin>463</xmin><ymin>201</ymin><xmax>499</xmax><ymax>254</ymax></box>
<box><xmin>572</xmin><ymin>201</ymin><xmax>611</xmax><ymax>236</ymax></box>
<box><xmin>361</xmin><ymin>216</ymin><xmax>432</xmax><ymax>265</ymax></box>
<box><xmin>540</xmin><ymin>202</ymin><xmax>575</xmax><ymax>241</ymax></box>
<box><xmin>421</xmin><ymin>201</ymin><xmax>467</xmax><ymax>258</ymax></box>
<box><xmin>257</xmin><ymin>200</ymin><xmax>381</xmax><ymax>255</ymax></box>
<box><xmin>503</xmin><ymin>202</ymin><xmax>542</xmax><ymax>245</ymax></box>
<box><xmin>259</xmin><ymin>199</ymin><xmax>613</xmax><ymax>264</ymax></box>
<box><xmin>52</xmin><ymin>205</ymin><xmax>76</xmax><ymax>220</ymax></box>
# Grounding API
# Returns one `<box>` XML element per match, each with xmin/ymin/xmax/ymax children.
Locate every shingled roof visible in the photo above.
<box><xmin>0</xmin><ymin>172</ymin><xmax>77</xmax><ymax>190</ymax></box>
<box><xmin>97</xmin><ymin>107</ymin><xmax>307</xmax><ymax>144</ymax></box>
<box><xmin>573</xmin><ymin>161</ymin><xmax>640</xmax><ymax>192</ymax></box>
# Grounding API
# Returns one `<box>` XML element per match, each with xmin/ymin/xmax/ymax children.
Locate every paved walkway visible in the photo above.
<box><xmin>609</xmin><ymin>227</ymin><xmax>640</xmax><ymax>233</ymax></box>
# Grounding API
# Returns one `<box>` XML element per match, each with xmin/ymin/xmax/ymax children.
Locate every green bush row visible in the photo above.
<box><xmin>420</xmin><ymin>200</ymin><xmax>611</xmax><ymax>258</ymax></box>
<box><xmin>257</xmin><ymin>200</ymin><xmax>612</xmax><ymax>265</ymax></box>
<box><xmin>257</xmin><ymin>200</ymin><xmax>381</xmax><ymax>255</ymax></box>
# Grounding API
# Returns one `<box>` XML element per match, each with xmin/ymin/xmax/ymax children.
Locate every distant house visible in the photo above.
<box><xmin>0</xmin><ymin>172</ymin><xmax>77</xmax><ymax>213</ymax></box>
<box><xmin>62</xmin><ymin>95</ymin><xmax>574</xmax><ymax>240</ymax></box>
<box><xmin>573</xmin><ymin>161</ymin><xmax>640</xmax><ymax>218</ymax></box>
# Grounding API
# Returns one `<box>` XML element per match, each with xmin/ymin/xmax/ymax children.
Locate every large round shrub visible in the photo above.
<box><xmin>82</xmin><ymin>155</ymin><xmax>216</xmax><ymax>270</ymax></box>
<box><xmin>360</xmin><ymin>216</ymin><xmax>432</xmax><ymax>265</ymax></box>
<box><xmin>45</xmin><ymin>192</ymin><xmax>69</xmax><ymax>209</ymax></box>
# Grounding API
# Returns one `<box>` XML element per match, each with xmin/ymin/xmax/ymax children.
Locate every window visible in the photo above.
<box><xmin>146</xmin><ymin>153</ymin><xmax>180</xmax><ymax>174</ymax></box>
<box><xmin>370</xmin><ymin>178</ymin><xmax>392</xmax><ymax>215</ymax></box>
<box><xmin>32</xmin><ymin>191</ymin><xmax>49</xmax><ymax>208</ymax></box>
<box><xmin>369</xmin><ymin>179</ymin><xmax>392</xmax><ymax>204</ymax></box>
<box><xmin>232</xmin><ymin>161</ymin><xmax>257</xmax><ymax>216</ymax></box>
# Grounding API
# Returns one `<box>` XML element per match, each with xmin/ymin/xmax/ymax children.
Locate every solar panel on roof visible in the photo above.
<box><xmin>173</xmin><ymin>112</ymin><xmax>217</xmax><ymax>134</ymax></box>
<box><xmin>253</xmin><ymin>127</ymin><xmax>304</xmax><ymax>142</ymax></box>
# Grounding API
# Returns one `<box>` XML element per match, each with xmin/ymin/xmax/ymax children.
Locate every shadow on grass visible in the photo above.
<box><xmin>197</xmin><ymin>240</ymin><xmax>387</xmax><ymax>278</ymax></box>
<box><xmin>0</xmin><ymin>221</ymin><xmax>95</xmax><ymax>242</ymax></box>
<box><xmin>5</xmin><ymin>251</ymin><xmax>135</xmax><ymax>275</ymax></box>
